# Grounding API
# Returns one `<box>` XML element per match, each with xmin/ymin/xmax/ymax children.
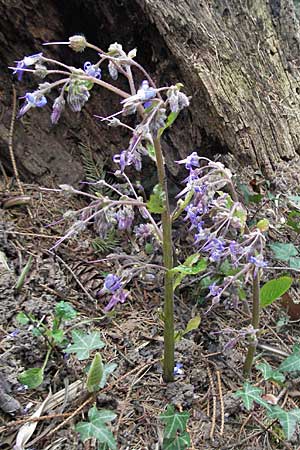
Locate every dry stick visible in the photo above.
<box><xmin>207</xmin><ymin>365</ymin><xmax>217</xmax><ymax>440</ymax></box>
<box><xmin>216</xmin><ymin>370</ymin><xmax>224</xmax><ymax>436</ymax></box>
<box><xmin>8</xmin><ymin>85</ymin><xmax>33</xmax><ymax>218</ymax></box>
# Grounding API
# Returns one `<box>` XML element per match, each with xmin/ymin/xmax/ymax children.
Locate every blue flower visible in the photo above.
<box><xmin>174</xmin><ymin>363</ymin><xmax>184</xmax><ymax>375</ymax></box>
<box><xmin>176</xmin><ymin>152</ymin><xmax>200</xmax><ymax>170</ymax></box>
<box><xmin>248</xmin><ymin>255</ymin><xmax>267</xmax><ymax>268</ymax></box>
<box><xmin>83</xmin><ymin>61</ymin><xmax>101</xmax><ymax>79</ymax></box>
<box><xmin>208</xmin><ymin>282</ymin><xmax>222</xmax><ymax>297</ymax></box>
<box><xmin>202</xmin><ymin>237</ymin><xmax>225</xmax><ymax>262</ymax></box>
<box><xmin>18</xmin><ymin>91</ymin><xmax>47</xmax><ymax>117</ymax></box>
<box><xmin>51</xmin><ymin>96</ymin><xmax>65</xmax><ymax>124</ymax></box>
<box><xmin>104</xmin><ymin>274</ymin><xmax>122</xmax><ymax>292</ymax></box>
<box><xmin>13</xmin><ymin>53</ymin><xmax>43</xmax><ymax>81</ymax></box>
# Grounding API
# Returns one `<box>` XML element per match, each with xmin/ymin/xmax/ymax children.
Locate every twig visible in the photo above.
<box><xmin>207</xmin><ymin>365</ymin><xmax>217</xmax><ymax>440</ymax></box>
<box><xmin>216</xmin><ymin>370</ymin><xmax>224</xmax><ymax>436</ymax></box>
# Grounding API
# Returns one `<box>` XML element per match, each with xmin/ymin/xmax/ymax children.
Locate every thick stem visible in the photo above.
<box><xmin>243</xmin><ymin>270</ymin><xmax>260</xmax><ymax>378</ymax></box>
<box><xmin>153</xmin><ymin>137</ymin><xmax>174</xmax><ymax>382</ymax></box>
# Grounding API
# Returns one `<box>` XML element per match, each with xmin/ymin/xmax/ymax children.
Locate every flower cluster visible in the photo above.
<box><xmin>177</xmin><ymin>153</ymin><xmax>267</xmax><ymax>309</ymax></box>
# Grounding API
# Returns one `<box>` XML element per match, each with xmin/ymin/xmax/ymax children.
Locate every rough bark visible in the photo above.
<box><xmin>1</xmin><ymin>0</ymin><xmax>300</xmax><ymax>185</ymax></box>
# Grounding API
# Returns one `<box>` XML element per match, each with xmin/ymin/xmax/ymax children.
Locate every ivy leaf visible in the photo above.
<box><xmin>159</xmin><ymin>405</ymin><xmax>189</xmax><ymax>439</ymax></box>
<box><xmin>65</xmin><ymin>330</ymin><xmax>105</xmax><ymax>360</ymax></box>
<box><xmin>268</xmin><ymin>406</ymin><xmax>300</xmax><ymax>440</ymax></box>
<box><xmin>235</xmin><ymin>382</ymin><xmax>272</xmax><ymax>412</ymax></box>
<box><xmin>54</xmin><ymin>301</ymin><xmax>77</xmax><ymax>321</ymax></box>
<box><xmin>279</xmin><ymin>346</ymin><xmax>300</xmax><ymax>373</ymax></box>
<box><xmin>269</xmin><ymin>242</ymin><xmax>298</xmax><ymax>261</ymax></box>
<box><xmin>86</xmin><ymin>353</ymin><xmax>104</xmax><ymax>393</ymax></box>
<box><xmin>260</xmin><ymin>276</ymin><xmax>293</xmax><ymax>308</ymax></box>
<box><xmin>147</xmin><ymin>184</ymin><xmax>165</xmax><ymax>214</ymax></box>
<box><xmin>256</xmin><ymin>362</ymin><xmax>285</xmax><ymax>383</ymax></box>
<box><xmin>18</xmin><ymin>367</ymin><xmax>44</xmax><ymax>389</ymax></box>
<box><xmin>163</xmin><ymin>431</ymin><xmax>191</xmax><ymax>450</ymax></box>
<box><xmin>76</xmin><ymin>406</ymin><xmax>117</xmax><ymax>450</ymax></box>
<box><xmin>289</xmin><ymin>257</ymin><xmax>300</xmax><ymax>269</ymax></box>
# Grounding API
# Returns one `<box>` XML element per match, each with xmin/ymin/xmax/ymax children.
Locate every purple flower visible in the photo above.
<box><xmin>84</xmin><ymin>61</ymin><xmax>101</xmax><ymax>79</ymax></box>
<box><xmin>115</xmin><ymin>206</ymin><xmax>134</xmax><ymax>231</ymax></box>
<box><xmin>18</xmin><ymin>91</ymin><xmax>47</xmax><ymax>117</ymax></box>
<box><xmin>134</xmin><ymin>223</ymin><xmax>153</xmax><ymax>241</ymax></box>
<box><xmin>248</xmin><ymin>255</ymin><xmax>267</xmax><ymax>268</ymax></box>
<box><xmin>9</xmin><ymin>329</ymin><xmax>20</xmax><ymax>338</ymax></box>
<box><xmin>174</xmin><ymin>363</ymin><xmax>184</xmax><ymax>375</ymax></box>
<box><xmin>13</xmin><ymin>53</ymin><xmax>43</xmax><ymax>81</ymax></box>
<box><xmin>104</xmin><ymin>289</ymin><xmax>129</xmax><ymax>312</ymax></box>
<box><xmin>104</xmin><ymin>274</ymin><xmax>122</xmax><ymax>292</ymax></box>
<box><xmin>208</xmin><ymin>282</ymin><xmax>222</xmax><ymax>298</ymax></box>
<box><xmin>202</xmin><ymin>237</ymin><xmax>225</xmax><ymax>262</ymax></box>
<box><xmin>51</xmin><ymin>96</ymin><xmax>65</xmax><ymax>124</ymax></box>
<box><xmin>176</xmin><ymin>152</ymin><xmax>200</xmax><ymax>170</ymax></box>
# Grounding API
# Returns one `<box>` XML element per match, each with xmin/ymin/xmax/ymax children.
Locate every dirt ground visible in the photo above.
<box><xmin>0</xmin><ymin>160</ymin><xmax>300</xmax><ymax>450</ymax></box>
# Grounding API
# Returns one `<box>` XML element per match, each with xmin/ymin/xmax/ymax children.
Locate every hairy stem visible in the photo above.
<box><xmin>153</xmin><ymin>137</ymin><xmax>174</xmax><ymax>382</ymax></box>
<box><xmin>243</xmin><ymin>270</ymin><xmax>260</xmax><ymax>378</ymax></box>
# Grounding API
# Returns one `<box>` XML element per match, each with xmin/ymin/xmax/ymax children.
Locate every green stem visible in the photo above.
<box><xmin>153</xmin><ymin>137</ymin><xmax>174</xmax><ymax>382</ymax></box>
<box><xmin>243</xmin><ymin>270</ymin><xmax>260</xmax><ymax>378</ymax></box>
<box><xmin>42</xmin><ymin>346</ymin><xmax>52</xmax><ymax>371</ymax></box>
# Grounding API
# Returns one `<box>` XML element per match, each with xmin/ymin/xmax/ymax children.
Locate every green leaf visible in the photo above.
<box><xmin>287</xmin><ymin>210</ymin><xmax>300</xmax><ymax>233</ymax></box>
<box><xmin>269</xmin><ymin>242</ymin><xmax>298</xmax><ymax>261</ymax></box>
<box><xmin>159</xmin><ymin>405</ymin><xmax>189</xmax><ymax>439</ymax></box>
<box><xmin>171</xmin><ymin>258</ymin><xmax>207</xmax><ymax>275</ymax></box>
<box><xmin>51</xmin><ymin>329</ymin><xmax>64</xmax><ymax>344</ymax></box>
<box><xmin>87</xmin><ymin>353</ymin><xmax>104</xmax><ymax>393</ymax></box>
<box><xmin>289</xmin><ymin>257</ymin><xmax>300</xmax><ymax>269</ymax></box>
<box><xmin>145</xmin><ymin>143</ymin><xmax>156</xmax><ymax>161</ymax></box>
<box><xmin>163</xmin><ymin>431</ymin><xmax>191</xmax><ymax>450</ymax></box>
<box><xmin>16</xmin><ymin>312</ymin><xmax>30</xmax><ymax>325</ymax></box>
<box><xmin>288</xmin><ymin>195</ymin><xmax>300</xmax><ymax>204</ymax></box>
<box><xmin>18</xmin><ymin>367</ymin><xmax>44</xmax><ymax>389</ymax></box>
<box><xmin>65</xmin><ymin>330</ymin><xmax>105</xmax><ymax>360</ymax></box>
<box><xmin>183</xmin><ymin>316</ymin><xmax>201</xmax><ymax>335</ymax></box>
<box><xmin>260</xmin><ymin>276</ymin><xmax>293</xmax><ymax>308</ymax></box>
<box><xmin>268</xmin><ymin>406</ymin><xmax>300</xmax><ymax>440</ymax></box>
<box><xmin>256</xmin><ymin>218</ymin><xmax>269</xmax><ymax>232</ymax></box>
<box><xmin>279</xmin><ymin>346</ymin><xmax>300</xmax><ymax>373</ymax></box>
<box><xmin>158</xmin><ymin>111</ymin><xmax>179</xmax><ymax>137</ymax></box>
<box><xmin>146</xmin><ymin>184</ymin><xmax>165</xmax><ymax>214</ymax></box>
<box><xmin>256</xmin><ymin>362</ymin><xmax>285</xmax><ymax>383</ymax></box>
<box><xmin>235</xmin><ymin>382</ymin><xmax>272</xmax><ymax>412</ymax></box>
<box><xmin>55</xmin><ymin>301</ymin><xmax>77</xmax><ymax>321</ymax></box>
<box><xmin>76</xmin><ymin>406</ymin><xmax>117</xmax><ymax>450</ymax></box>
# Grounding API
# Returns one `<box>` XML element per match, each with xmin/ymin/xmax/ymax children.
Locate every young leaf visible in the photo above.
<box><xmin>158</xmin><ymin>111</ymin><xmax>179</xmax><ymax>137</ymax></box>
<box><xmin>147</xmin><ymin>184</ymin><xmax>165</xmax><ymax>214</ymax></box>
<box><xmin>65</xmin><ymin>330</ymin><xmax>105</xmax><ymax>360</ymax></box>
<box><xmin>163</xmin><ymin>431</ymin><xmax>191</xmax><ymax>450</ymax></box>
<box><xmin>18</xmin><ymin>367</ymin><xmax>44</xmax><ymax>389</ymax></box>
<box><xmin>256</xmin><ymin>362</ymin><xmax>285</xmax><ymax>383</ymax></box>
<box><xmin>159</xmin><ymin>404</ymin><xmax>189</xmax><ymax>439</ymax></box>
<box><xmin>87</xmin><ymin>353</ymin><xmax>104</xmax><ymax>393</ymax></box>
<box><xmin>76</xmin><ymin>406</ymin><xmax>117</xmax><ymax>450</ymax></box>
<box><xmin>51</xmin><ymin>329</ymin><xmax>64</xmax><ymax>344</ymax></box>
<box><xmin>279</xmin><ymin>346</ymin><xmax>300</xmax><ymax>373</ymax></box>
<box><xmin>235</xmin><ymin>382</ymin><xmax>272</xmax><ymax>412</ymax></box>
<box><xmin>260</xmin><ymin>276</ymin><xmax>293</xmax><ymax>308</ymax></box>
<box><xmin>268</xmin><ymin>406</ymin><xmax>300</xmax><ymax>440</ymax></box>
<box><xmin>171</xmin><ymin>258</ymin><xmax>207</xmax><ymax>276</ymax></box>
<box><xmin>183</xmin><ymin>316</ymin><xmax>201</xmax><ymax>335</ymax></box>
<box><xmin>54</xmin><ymin>301</ymin><xmax>77</xmax><ymax>321</ymax></box>
<box><xmin>269</xmin><ymin>242</ymin><xmax>298</xmax><ymax>261</ymax></box>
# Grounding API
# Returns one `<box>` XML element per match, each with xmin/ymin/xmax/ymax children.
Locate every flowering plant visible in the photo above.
<box><xmin>11</xmin><ymin>35</ymin><xmax>273</xmax><ymax>380</ymax></box>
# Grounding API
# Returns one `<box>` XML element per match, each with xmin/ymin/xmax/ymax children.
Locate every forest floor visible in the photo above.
<box><xmin>1</xmin><ymin>160</ymin><xmax>300</xmax><ymax>450</ymax></box>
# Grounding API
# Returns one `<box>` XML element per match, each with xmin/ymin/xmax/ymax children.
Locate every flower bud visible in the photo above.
<box><xmin>69</xmin><ymin>35</ymin><xmax>87</xmax><ymax>52</ymax></box>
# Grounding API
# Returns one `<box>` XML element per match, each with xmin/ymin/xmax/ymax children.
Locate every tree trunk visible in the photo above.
<box><xmin>1</xmin><ymin>0</ymin><xmax>300</xmax><ymax>185</ymax></box>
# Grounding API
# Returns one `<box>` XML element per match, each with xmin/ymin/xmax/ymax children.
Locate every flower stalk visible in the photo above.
<box><xmin>243</xmin><ymin>270</ymin><xmax>260</xmax><ymax>378</ymax></box>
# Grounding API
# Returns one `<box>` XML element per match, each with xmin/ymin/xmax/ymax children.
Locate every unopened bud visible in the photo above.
<box><xmin>69</xmin><ymin>35</ymin><xmax>87</xmax><ymax>52</ymax></box>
